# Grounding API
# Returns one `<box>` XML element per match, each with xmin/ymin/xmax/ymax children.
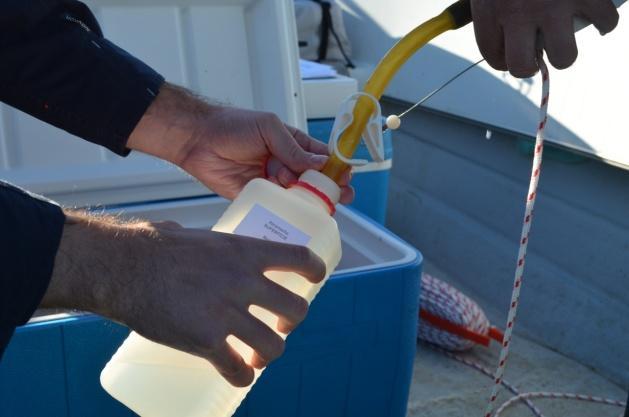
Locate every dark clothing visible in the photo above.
<box><xmin>0</xmin><ymin>0</ymin><xmax>164</xmax><ymax>156</ymax></box>
<box><xmin>0</xmin><ymin>182</ymin><xmax>65</xmax><ymax>356</ymax></box>
<box><xmin>0</xmin><ymin>1</ymin><xmax>164</xmax><ymax>357</ymax></box>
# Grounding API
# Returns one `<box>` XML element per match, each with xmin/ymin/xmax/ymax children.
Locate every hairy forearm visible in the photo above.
<box><xmin>37</xmin><ymin>204</ymin><xmax>326</xmax><ymax>386</ymax></box>
<box><xmin>126</xmin><ymin>83</ymin><xmax>219</xmax><ymax>165</ymax></box>
<box><xmin>40</xmin><ymin>211</ymin><xmax>155</xmax><ymax>321</ymax></box>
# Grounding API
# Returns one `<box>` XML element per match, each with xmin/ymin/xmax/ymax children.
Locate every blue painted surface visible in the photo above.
<box><xmin>0</xmin><ymin>322</ymin><xmax>68</xmax><ymax>417</ymax></box>
<box><xmin>1</xmin><ymin>211</ymin><xmax>422</xmax><ymax>417</ymax></box>
<box><xmin>63</xmin><ymin>317</ymin><xmax>134</xmax><ymax>417</ymax></box>
<box><xmin>307</xmin><ymin>119</ymin><xmax>393</xmax><ymax>224</ymax></box>
<box><xmin>383</xmin><ymin>99</ymin><xmax>629</xmax><ymax>385</ymax></box>
<box><xmin>234</xmin><ymin>258</ymin><xmax>422</xmax><ymax>417</ymax></box>
<box><xmin>0</xmin><ymin>316</ymin><xmax>133</xmax><ymax>417</ymax></box>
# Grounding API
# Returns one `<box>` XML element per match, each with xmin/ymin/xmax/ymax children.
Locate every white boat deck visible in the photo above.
<box><xmin>408</xmin><ymin>337</ymin><xmax>625</xmax><ymax>417</ymax></box>
<box><xmin>407</xmin><ymin>262</ymin><xmax>626</xmax><ymax>417</ymax></box>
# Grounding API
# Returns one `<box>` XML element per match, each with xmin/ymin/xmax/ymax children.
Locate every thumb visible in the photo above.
<box><xmin>265</xmin><ymin>121</ymin><xmax>327</xmax><ymax>173</ymax></box>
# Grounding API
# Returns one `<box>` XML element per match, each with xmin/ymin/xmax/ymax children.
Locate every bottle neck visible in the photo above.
<box><xmin>289</xmin><ymin>170</ymin><xmax>341</xmax><ymax>216</ymax></box>
<box><xmin>289</xmin><ymin>183</ymin><xmax>335</xmax><ymax>215</ymax></box>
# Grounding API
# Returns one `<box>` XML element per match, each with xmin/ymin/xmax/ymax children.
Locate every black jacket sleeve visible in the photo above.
<box><xmin>0</xmin><ymin>182</ymin><xmax>65</xmax><ymax>359</ymax></box>
<box><xmin>0</xmin><ymin>0</ymin><xmax>165</xmax><ymax>156</ymax></box>
<box><xmin>0</xmin><ymin>1</ymin><xmax>165</xmax><ymax>358</ymax></box>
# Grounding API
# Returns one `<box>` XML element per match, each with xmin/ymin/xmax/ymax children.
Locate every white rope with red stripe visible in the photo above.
<box><xmin>419</xmin><ymin>273</ymin><xmax>490</xmax><ymax>351</ymax></box>
<box><xmin>429</xmin><ymin>344</ymin><xmax>627</xmax><ymax>417</ymax></box>
<box><xmin>494</xmin><ymin>392</ymin><xmax>627</xmax><ymax>417</ymax></box>
<box><xmin>408</xmin><ymin>52</ymin><xmax>627</xmax><ymax>417</ymax></box>
<box><xmin>483</xmin><ymin>53</ymin><xmax>550</xmax><ymax>417</ymax></box>
<box><xmin>427</xmin><ymin>344</ymin><xmax>544</xmax><ymax>417</ymax></box>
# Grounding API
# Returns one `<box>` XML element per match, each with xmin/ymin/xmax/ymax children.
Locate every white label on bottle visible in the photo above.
<box><xmin>233</xmin><ymin>204</ymin><xmax>311</xmax><ymax>246</ymax></box>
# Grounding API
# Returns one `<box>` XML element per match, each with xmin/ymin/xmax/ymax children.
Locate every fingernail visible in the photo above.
<box><xmin>309</xmin><ymin>154</ymin><xmax>327</xmax><ymax>166</ymax></box>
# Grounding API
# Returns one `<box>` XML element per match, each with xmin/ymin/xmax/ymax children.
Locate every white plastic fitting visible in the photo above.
<box><xmin>329</xmin><ymin>92</ymin><xmax>385</xmax><ymax>166</ymax></box>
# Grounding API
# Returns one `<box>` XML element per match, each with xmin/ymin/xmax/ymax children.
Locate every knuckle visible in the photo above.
<box><xmin>286</xmin><ymin>149</ymin><xmax>307</xmax><ymax>169</ymax></box>
<box><xmin>156</xmin><ymin>220</ymin><xmax>183</xmax><ymax>230</ymax></box>
<box><xmin>225</xmin><ymin>232</ymin><xmax>245</xmax><ymax>248</ymax></box>
<box><xmin>261</xmin><ymin>111</ymin><xmax>281</xmax><ymax>126</ymax></box>
<box><xmin>225</xmin><ymin>237</ymin><xmax>255</xmax><ymax>265</ymax></box>
<box><xmin>498</xmin><ymin>0</ymin><xmax>528</xmax><ymax>21</ymax></box>
<box><xmin>288</xmin><ymin>143</ymin><xmax>301</xmax><ymax>159</ymax></box>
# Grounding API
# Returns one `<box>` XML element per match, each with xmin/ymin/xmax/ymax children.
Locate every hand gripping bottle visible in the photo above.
<box><xmin>100</xmin><ymin>170</ymin><xmax>342</xmax><ymax>417</ymax></box>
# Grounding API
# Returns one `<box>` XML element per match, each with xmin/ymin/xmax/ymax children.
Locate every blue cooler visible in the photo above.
<box><xmin>308</xmin><ymin>119</ymin><xmax>394</xmax><ymax>225</ymax></box>
<box><xmin>0</xmin><ymin>198</ymin><xmax>421</xmax><ymax>417</ymax></box>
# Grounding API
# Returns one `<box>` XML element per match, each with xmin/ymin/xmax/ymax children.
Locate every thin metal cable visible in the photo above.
<box><xmin>383</xmin><ymin>58</ymin><xmax>485</xmax><ymax>133</ymax></box>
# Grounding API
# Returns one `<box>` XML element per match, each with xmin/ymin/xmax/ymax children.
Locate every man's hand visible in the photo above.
<box><xmin>41</xmin><ymin>212</ymin><xmax>326</xmax><ymax>387</ymax></box>
<box><xmin>127</xmin><ymin>83</ymin><xmax>354</xmax><ymax>203</ymax></box>
<box><xmin>471</xmin><ymin>0</ymin><xmax>619</xmax><ymax>77</ymax></box>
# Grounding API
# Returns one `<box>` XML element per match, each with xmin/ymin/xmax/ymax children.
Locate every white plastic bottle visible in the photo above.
<box><xmin>100</xmin><ymin>170</ymin><xmax>342</xmax><ymax>417</ymax></box>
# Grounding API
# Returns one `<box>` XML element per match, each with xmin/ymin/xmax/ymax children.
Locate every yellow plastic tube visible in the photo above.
<box><xmin>322</xmin><ymin>2</ymin><xmax>471</xmax><ymax>183</ymax></box>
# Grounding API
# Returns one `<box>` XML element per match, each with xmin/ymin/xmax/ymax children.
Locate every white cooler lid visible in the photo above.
<box><xmin>302</xmin><ymin>75</ymin><xmax>358</xmax><ymax>119</ymax></box>
<box><xmin>0</xmin><ymin>0</ymin><xmax>307</xmax><ymax>206</ymax></box>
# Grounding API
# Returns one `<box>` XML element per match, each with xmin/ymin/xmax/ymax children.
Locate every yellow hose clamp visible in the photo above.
<box><xmin>328</xmin><ymin>92</ymin><xmax>385</xmax><ymax>167</ymax></box>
